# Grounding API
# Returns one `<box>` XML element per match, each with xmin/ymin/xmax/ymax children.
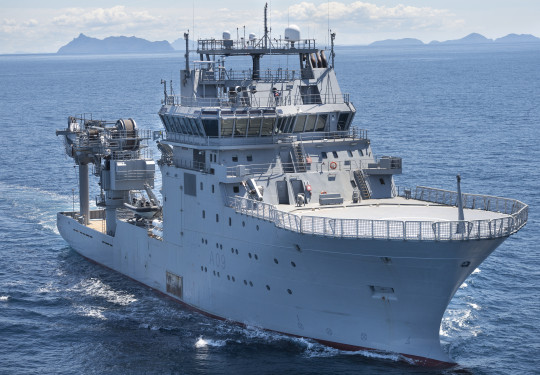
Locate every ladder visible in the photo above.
<box><xmin>293</xmin><ymin>143</ymin><xmax>307</xmax><ymax>172</ymax></box>
<box><xmin>353</xmin><ymin>170</ymin><xmax>371</xmax><ymax>200</ymax></box>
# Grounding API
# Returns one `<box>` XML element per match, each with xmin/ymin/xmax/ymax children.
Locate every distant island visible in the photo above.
<box><xmin>56</xmin><ymin>32</ymin><xmax>540</xmax><ymax>54</ymax></box>
<box><xmin>369</xmin><ymin>33</ymin><xmax>540</xmax><ymax>47</ymax></box>
<box><xmin>57</xmin><ymin>33</ymin><xmax>174</xmax><ymax>54</ymax></box>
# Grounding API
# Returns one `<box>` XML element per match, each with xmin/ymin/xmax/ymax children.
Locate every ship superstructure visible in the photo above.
<box><xmin>56</xmin><ymin>7</ymin><xmax>528</xmax><ymax>366</ymax></box>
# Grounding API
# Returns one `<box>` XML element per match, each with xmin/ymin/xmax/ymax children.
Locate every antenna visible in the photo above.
<box><xmin>264</xmin><ymin>3</ymin><xmax>268</xmax><ymax>49</ymax></box>
<box><xmin>330</xmin><ymin>30</ymin><xmax>336</xmax><ymax>67</ymax></box>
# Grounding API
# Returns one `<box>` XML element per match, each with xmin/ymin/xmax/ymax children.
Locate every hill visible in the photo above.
<box><xmin>57</xmin><ymin>34</ymin><xmax>174</xmax><ymax>54</ymax></box>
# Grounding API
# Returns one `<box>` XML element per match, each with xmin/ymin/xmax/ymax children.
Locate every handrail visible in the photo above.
<box><xmin>226</xmin><ymin>189</ymin><xmax>528</xmax><ymax>241</ymax></box>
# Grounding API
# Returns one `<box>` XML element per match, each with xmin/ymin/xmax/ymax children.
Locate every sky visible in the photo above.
<box><xmin>1</xmin><ymin>0</ymin><xmax>539</xmax><ymax>54</ymax></box>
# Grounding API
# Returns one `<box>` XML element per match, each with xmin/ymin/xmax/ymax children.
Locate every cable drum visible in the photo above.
<box><xmin>115</xmin><ymin>118</ymin><xmax>139</xmax><ymax>150</ymax></box>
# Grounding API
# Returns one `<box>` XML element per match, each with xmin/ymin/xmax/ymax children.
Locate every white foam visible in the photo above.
<box><xmin>0</xmin><ymin>296</ymin><xmax>9</xmax><ymax>301</ymax></box>
<box><xmin>460</xmin><ymin>282</ymin><xmax>468</xmax><ymax>288</ymax></box>
<box><xmin>472</xmin><ymin>267</ymin><xmax>481</xmax><ymax>274</ymax></box>
<box><xmin>195</xmin><ymin>336</ymin><xmax>227</xmax><ymax>348</ymax></box>
<box><xmin>69</xmin><ymin>278</ymin><xmax>137</xmax><ymax>306</ymax></box>
<box><xmin>75</xmin><ymin>305</ymin><xmax>107</xmax><ymax>320</ymax></box>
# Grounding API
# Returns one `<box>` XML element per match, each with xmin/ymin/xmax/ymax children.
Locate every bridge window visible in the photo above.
<box><xmin>202</xmin><ymin>119</ymin><xmax>219</xmax><ymax>137</ymax></box>
<box><xmin>235</xmin><ymin>117</ymin><xmax>248</xmax><ymax>136</ymax></box>
<box><xmin>247</xmin><ymin>117</ymin><xmax>261</xmax><ymax>136</ymax></box>
<box><xmin>337</xmin><ymin>112</ymin><xmax>350</xmax><ymax>131</ymax></box>
<box><xmin>221</xmin><ymin>117</ymin><xmax>234</xmax><ymax>137</ymax></box>
<box><xmin>304</xmin><ymin>115</ymin><xmax>317</xmax><ymax>131</ymax></box>
<box><xmin>261</xmin><ymin>117</ymin><xmax>274</xmax><ymax>136</ymax></box>
<box><xmin>293</xmin><ymin>115</ymin><xmax>306</xmax><ymax>132</ymax></box>
<box><xmin>315</xmin><ymin>114</ymin><xmax>327</xmax><ymax>131</ymax></box>
<box><xmin>179</xmin><ymin>117</ymin><xmax>191</xmax><ymax>134</ymax></box>
<box><xmin>332</xmin><ymin>151</ymin><xmax>338</xmax><ymax>158</ymax></box>
<box><xmin>348</xmin><ymin>150</ymin><xmax>353</xmax><ymax>157</ymax></box>
<box><xmin>321</xmin><ymin>151</ymin><xmax>328</xmax><ymax>159</ymax></box>
<box><xmin>189</xmin><ymin>118</ymin><xmax>201</xmax><ymax>136</ymax></box>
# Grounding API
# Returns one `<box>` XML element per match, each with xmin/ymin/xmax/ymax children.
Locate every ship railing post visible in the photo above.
<box><xmin>371</xmin><ymin>220</ymin><xmax>374</xmax><ymax>239</ymax></box>
<box><xmin>386</xmin><ymin>220</ymin><xmax>390</xmax><ymax>239</ymax></box>
<box><xmin>356</xmin><ymin>219</ymin><xmax>359</xmax><ymax>238</ymax></box>
<box><xmin>402</xmin><ymin>221</ymin><xmax>406</xmax><ymax>240</ymax></box>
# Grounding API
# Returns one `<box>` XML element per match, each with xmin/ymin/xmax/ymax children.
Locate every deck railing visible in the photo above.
<box><xmin>227</xmin><ymin>189</ymin><xmax>528</xmax><ymax>241</ymax></box>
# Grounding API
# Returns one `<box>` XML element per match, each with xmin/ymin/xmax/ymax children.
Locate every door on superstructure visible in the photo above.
<box><xmin>276</xmin><ymin>180</ymin><xmax>290</xmax><ymax>204</ymax></box>
<box><xmin>193</xmin><ymin>149</ymin><xmax>205</xmax><ymax>171</ymax></box>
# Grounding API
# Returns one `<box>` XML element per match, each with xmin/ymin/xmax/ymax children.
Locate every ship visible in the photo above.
<box><xmin>56</xmin><ymin>6</ymin><xmax>528</xmax><ymax>366</ymax></box>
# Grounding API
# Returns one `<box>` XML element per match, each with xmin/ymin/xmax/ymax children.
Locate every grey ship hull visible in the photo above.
<box><xmin>58</xmin><ymin>211</ymin><xmax>504</xmax><ymax>366</ymax></box>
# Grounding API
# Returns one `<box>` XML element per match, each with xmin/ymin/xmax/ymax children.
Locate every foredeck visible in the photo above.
<box><xmin>228</xmin><ymin>186</ymin><xmax>528</xmax><ymax>241</ymax></box>
<box><xmin>286</xmin><ymin>197</ymin><xmax>508</xmax><ymax>222</ymax></box>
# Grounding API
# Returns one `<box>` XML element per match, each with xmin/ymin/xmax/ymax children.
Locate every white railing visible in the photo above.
<box><xmin>227</xmin><ymin>189</ymin><xmax>528</xmax><ymax>241</ymax></box>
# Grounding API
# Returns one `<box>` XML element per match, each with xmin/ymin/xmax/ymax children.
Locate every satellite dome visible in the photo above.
<box><xmin>285</xmin><ymin>25</ymin><xmax>301</xmax><ymax>41</ymax></box>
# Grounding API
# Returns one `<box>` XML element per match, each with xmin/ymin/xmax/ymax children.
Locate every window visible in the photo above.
<box><xmin>202</xmin><ymin>119</ymin><xmax>219</xmax><ymax>137</ymax></box>
<box><xmin>247</xmin><ymin>155</ymin><xmax>253</xmax><ymax>162</ymax></box>
<box><xmin>202</xmin><ymin>210</ymin><xmax>205</xmax><ymax>218</ymax></box>
<box><xmin>304</xmin><ymin>115</ymin><xmax>317</xmax><ymax>131</ymax></box>
<box><xmin>212</xmin><ymin>185</ymin><xmax>215</xmax><ymax>193</ymax></box>
<box><xmin>200</xmin><ymin>182</ymin><xmax>203</xmax><ymax>190</ymax></box>
<box><xmin>247</xmin><ymin>117</ymin><xmax>261</xmax><ymax>136</ymax></box>
<box><xmin>234</xmin><ymin>117</ymin><xmax>248</xmax><ymax>136</ymax></box>
<box><xmin>380</xmin><ymin>178</ymin><xmax>386</xmax><ymax>185</ymax></box>
<box><xmin>216</xmin><ymin>214</ymin><xmax>219</xmax><ymax>222</ymax></box>
<box><xmin>232</xmin><ymin>155</ymin><xmax>238</xmax><ymax>162</ymax></box>
<box><xmin>233</xmin><ymin>186</ymin><xmax>240</xmax><ymax>193</ymax></box>
<box><xmin>321</xmin><ymin>151</ymin><xmax>328</xmax><ymax>159</ymax></box>
<box><xmin>229</xmin><ymin>217</ymin><xmax>232</xmax><ymax>226</ymax></box>
<box><xmin>221</xmin><ymin>118</ymin><xmax>234</xmax><ymax>137</ymax></box>
<box><xmin>261</xmin><ymin>117</ymin><xmax>274</xmax><ymax>136</ymax></box>
<box><xmin>315</xmin><ymin>114</ymin><xmax>327</xmax><ymax>131</ymax></box>
<box><xmin>359</xmin><ymin>150</ymin><xmax>364</xmax><ymax>156</ymax></box>
<box><xmin>332</xmin><ymin>151</ymin><xmax>338</xmax><ymax>158</ymax></box>
<box><xmin>347</xmin><ymin>150</ymin><xmax>353</xmax><ymax>157</ymax></box>
<box><xmin>293</xmin><ymin>115</ymin><xmax>306</xmax><ymax>132</ymax></box>
<box><xmin>337</xmin><ymin>112</ymin><xmax>350</xmax><ymax>131</ymax></box>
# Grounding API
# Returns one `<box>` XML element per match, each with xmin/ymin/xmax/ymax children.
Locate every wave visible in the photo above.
<box><xmin>195</xmin><ymin>336</ymin><xmax>228</xmax><ymax>348</ymax></box>
<box><xmin>68</xmin><ymin>278</ymin><xmax>137</xmax><ymax>306</ymax></box>
<box><xmin>0</xmin><ymin>296</ymin><xmax>9</xmax><ymax>301</ymax></box>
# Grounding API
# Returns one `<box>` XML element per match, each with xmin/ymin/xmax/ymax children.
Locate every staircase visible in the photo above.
<box><xmin>353</xmin><ymin>170</ymin><xmax>371</xmax><ymax>200</ymax></box>
<box><xmin>292</xmin><ymin>144</ymin><xmax>307</xmax><ymax>172</ymax></box>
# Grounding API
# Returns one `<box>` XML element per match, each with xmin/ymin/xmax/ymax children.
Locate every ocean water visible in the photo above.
<box><xmin>0</xmin><ymin>46</ymin><xmax>538</xmax><ymax>374</ymax></box>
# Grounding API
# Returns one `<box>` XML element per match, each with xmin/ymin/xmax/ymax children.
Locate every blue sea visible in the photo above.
<box><xmin>0</xmin><ymin>45</ymin><xmax>538</xmax><ymax>374</ymax></box>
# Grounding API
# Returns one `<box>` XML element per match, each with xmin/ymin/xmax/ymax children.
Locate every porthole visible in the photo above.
<box><xmin>232</xmin><ymin>276</ymin><xmax>235</xmax><ymax>282</ymax></box>
<box><xmin>249</xmin><ymin>253</ymin><xmax>252</xmax><ymax>259</ymax></box>
<box><xmin>220</xmin><ymin>244</ymin><xmax>223</xmax><ymax>250</ymax></box>
<box><xmin>291</xmin><ymin>261</ymin><xmax>296</xmax><ymax>267</ymax></box>
<box><xmin>213</xmin><ymin>270</ymin><xmax>216</xmax><ymax>276</ymax></box>
<box><xmin>256</xmin><ymin>225</ymin><xmax>259</xmax><ymax>231</ymax></box>
<box><xmin>216</xmin><ymin>243</ymin><xmax>219</xmax><ymax>248</ymax></box>
<box><xmin>212</xmin><ymin>185</ymin><xmax>215</xmax><ymax>193</ymax></box>
<box><xmin>204</xmin><ymin>267</ymin><xmax>207</xmax><ymax>272</ymax></box>
<box><xmin>216</xmin><ymin>214</ymin><xmax>219</xmax><ymax>222</ymax></box>
<box><xmin>235</xmin><ymin>249</ymin><xmax>239</xmax><ymax>255</ymax></box>
<box><xmin>205</xmin><ymin>239</ymin><xmax>208</xmax><ymax>244</ymax></box>
<box><xmin>217</xmin><ymin>272</ymin><xmax>220</xmax><ymax>277</ymax></box>
<box><xmin>201</xmin><ymin>238</ymin><xmax>204</xmax><ymax>244</ymax></box>
<box><xmin>254</xmin><ymin>254</ymin><xmax>258</xmax><ymax>260</ymax></box>
<box><xmin>242</xmin><ymin>221</ymin><xmax>245</xmax><ymax>227</ymax></box>
<box><xmin>227</xmin><ymin>275</ymin><xmax>231</xmax><ymax>280</ymax></box>
<box><xmin>200</xmin><ymin>182</ymin><xmax>203</xmax><ymax>190</ymax></box>
<box><xmin>266</xmin><ymin>285</ymin><xmax>271</xmax><ymax>291</ymax></box>
<box><xmin>274</xmin><ymin>258</ymin><xmax>279</xmax><ymax>264</ymax></box>
<box><xmin>231</xmin><ymin>248</ymin><xmax>234</xmax><ymax>253</ymax></box>
<box><xmin>229</xmin><ymin>217</ymin><xmax>232</xmax><ymax>226</ymax></box>
<box><xmin>201</xmin><ymin>266</ymin><xmax>204</xmax><ymax>271</ymax></box>
<box><xmin>249</xmin><ymin>281</ymin><xmax>253</xmax><ymax>287</ymax></box>
<box><xmin>287</xmin><ymin>289</ymin><xmax>292</xmax><ymax>295</ymax></box>
<box><xmin>244</xmin><ymin>280</ymin><xmax>248</xmax><ymax>285</ymax></box>
<box><xmin>202</xmin><ymin>210</ymin><xmax>205</xmax><ymax>219</ymax></box>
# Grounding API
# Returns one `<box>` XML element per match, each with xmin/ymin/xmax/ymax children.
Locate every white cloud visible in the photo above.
<box><xmin>52</xmin><ymin>6</ymin><xmax>160</xmax><ymax>30</ymax></box>
<box><xmin>276</xmin><ymin>1</ymin><xmax>463</xmax><ymax>32</ymax></box>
